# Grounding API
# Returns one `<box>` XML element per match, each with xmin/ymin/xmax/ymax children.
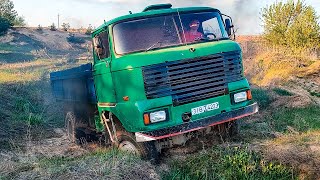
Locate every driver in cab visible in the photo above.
<box><xmin>182</xmin><ymin>19</ymin><xmax>204</xmax><ymax>43</ymax></box>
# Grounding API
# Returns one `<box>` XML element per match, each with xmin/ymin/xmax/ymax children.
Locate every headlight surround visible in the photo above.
<box><xmin>233</xmin><ymin>91</ymin><xmax>247</xmax><ymax>103</ymax></box>
<box><xmin>143</xmin><ymin>109</ymin><xmax>168</xmax><ymax>125</ymax></box>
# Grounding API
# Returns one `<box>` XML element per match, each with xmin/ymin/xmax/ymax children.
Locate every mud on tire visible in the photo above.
<box><xmin>65</xmin><ymin>111</ymin><xmax>86</xmax><ymax>144</ymax></box>
<box><xmin>116</xmin><ymin>130</ymin><xmax>159</xmax><ymax>164</ymax></box>
<box><xmin>217</xmin><ymin>120</ymin><xmax>239</xmax><ymax>139</ymax></box>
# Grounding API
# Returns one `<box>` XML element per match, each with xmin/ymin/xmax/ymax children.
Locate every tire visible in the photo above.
<box><xmin>65</xmin><ymin>111</ymin><xmax>86</xmax><ymax>144</ymax></box>
<box><xmin>116</xmin><ymin>131</ymin><xmax>159</xmax><ymax>164</ymax></box>
<box><xmin>229</xmin><ymin>120</ymin><xmax>239</xmax><ymax>137</ymax></box>
<box><xmin>217</xmin><ymin>120</ymin><xmax>239</xmax><ymax>139</ymax></box>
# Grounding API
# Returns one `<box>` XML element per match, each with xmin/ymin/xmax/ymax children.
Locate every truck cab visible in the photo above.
<box><xmin>50</xmin><ymin>4</ymin><xmax>258</xmax><ymax>161</ymax></box>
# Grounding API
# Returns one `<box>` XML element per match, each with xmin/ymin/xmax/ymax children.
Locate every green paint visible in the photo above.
<box><xmin>90</xmin><ymin>5</ymin><xmax>256</xmax><ymax>133</ymax></box>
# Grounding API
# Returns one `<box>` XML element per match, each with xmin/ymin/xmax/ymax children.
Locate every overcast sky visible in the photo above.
<box><xmin>12</xmin><ymin>0</ymin><xmax>320</xmax><ymax>35</ymax></box>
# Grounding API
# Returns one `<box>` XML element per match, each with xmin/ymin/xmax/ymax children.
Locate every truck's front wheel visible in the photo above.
<box><xmin>116</xmin><ymin>131</ymin><xmax>159</xmax><ymax>163</ymax></box>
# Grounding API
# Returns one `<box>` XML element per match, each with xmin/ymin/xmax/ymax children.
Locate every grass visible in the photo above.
<box><xmin>309</xmin><ymin>91</ymin><xmax>320</xmax><ymax>97</ymax></box>
<box><xmin>0</xmin><ymin>43</ymin><xmax>34</xmax><ymax>53</ymax></box>
<box><xmin>245</xmin><ymin>88</ymin><xmax>319</xmax><ymax>134</ymax></box>
<box><xmin>249</xmin><ymin>50</ymin><xmax>319</xmax><ymax>86</ymax></box>
<box><xmin>163</xmin><ymin>146</ymin><xmax>295</xmax><ymax>180</ymax></box>
<box><xmin>273</xmin><ymin>88</ymin><xmax>293</xmax><ymax>96</ymax></box>
<box><xmin>251</xmin><ymin>88</ymin><xmax>273</xmax><ymax>110</ymax></box>
<box><xmin>2</xmin><ymin>148</ymin><xmax>156</xmax><ymax>180</ymax></box>
<box><xmin>0</xmin><ymin>59</ymin><xmax>86</xmax><ymax>150</ymax></box>
<box><xmin>269</xmin><ymin>105</ymin><xmax>320</xmax><ymax>132</ymax></box>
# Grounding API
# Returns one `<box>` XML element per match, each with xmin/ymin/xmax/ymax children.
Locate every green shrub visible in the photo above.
<box><xmin>262</xmin><ymin>0</ymin><xmax>320</xmax><ymax>53</ymax></box>
<box><xmin>309</xmin><ymin>91</ymin><xmax>320</xmax><ymax>97</ymax></box>
<box><xmin>50</xmin><ymin>23</ymin><xmax>57</xmax><ymax>31</ymax></box>
<box><xmin>61</xmin><ymin>22</ymin><xmax>70</xmax><ymax>31</ymax></box>
<box><xmin>252</xmin><ymin>88</ymin><xmax>273</xmax><ymax>110</ymax></box>
<box><xmin>163</xmin><ymin>146</ymin><xmax>295</xmax><ymax>180</ymax></box>
<box><xmin>85</xmin><ymin>24</ymin><xmax>93</xmax><ymax>35</ymax></box>
<box><xmin>36</xmin><ymin>24</ymin><xmax>43</xmax><ymax>31</ymax></box>
<box><xmin>273</xmin><ymin>88</ymin><xmax>293</xmax><ymax>96</ymax></box>
<box><xmin>67</xmin><ymin>34</ymin><xmax>85</xmax><ymax>44</ymax></box>
<box><xmin>13</xmin><ymin>87</ymin><xmax>44</xmax><ymax>126</ymax></box>
<box><xmin>270</xmin><ymin>105</ymin><xmax>320</xmax><ymax>132</ymax></box>
<box><xmin>13</xmin><ymin>16</ymin><xmax>25</xmax><ymax>26</ymax></box>
<box><xmin>0</xmin><ymin>16</ymin><xmax>10</xmax><ymax>35</ymax></box>
<box><xmin>0</xmin><ymin>0</ymin><xmax>18</xmax><ymax>26</ymax></box>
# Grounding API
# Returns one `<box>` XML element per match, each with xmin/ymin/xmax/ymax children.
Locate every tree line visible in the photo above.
<box><xmin>0</xmin><ymin>0</ymin><xmax>25</xmax><ymax>34</ymax></box>
<box><xmin>0</xmin><ymin>0</ymin><xmax>93</xmax><ymax>35</ymax></box>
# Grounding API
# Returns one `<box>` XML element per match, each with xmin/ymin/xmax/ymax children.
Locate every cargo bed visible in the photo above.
<box><xmin>50</xmin><ymin>63</ymin><xmax>97</xmax><ymax>103</ymax></box>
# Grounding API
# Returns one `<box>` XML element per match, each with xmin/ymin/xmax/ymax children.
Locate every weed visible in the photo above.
<box><xmin>35</xmin><ymin>148</ymin><xmax>146</xmax><ymax>178</ymax></box>
<box><xmin>0</xmin><ymin>140</ymin><xmax>11</xmax><ymax>150</ymax></box>
<box><xmin>163</xmin><ymin>146</ymin><xmax>295</xmax><ymax>180</ymax></box>
<box><xmin>270</xmin><ymin>105</ymin><xmax>320</xmax><ymax>132</ymax></box>
<box><xmin>249</xmin><ymin>50</ymin><xmax>319</xmax><ymax>86</ymax></box>
<box><xmin>252</xmin><ymin>88</ymin><xmax>273</xmax><ymax>110</ymax></box>
<box><xmin>273</xmin><ymin>88</ymin><xmax>293</xmax><ymax>96</ymax></box>
<box><xmin>309</xmin><ymin>91</ymin><xmax>320</xmax><ymax>97</ymax></box>
<box><xmin>67</xmin><ymin>34</ymin><xmax>86</xmax><ymax>44</ymax></box>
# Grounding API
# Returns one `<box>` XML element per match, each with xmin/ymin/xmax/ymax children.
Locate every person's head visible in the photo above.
<box><xmin>189</xmin><ymin>20</ymin><xmax>200</xmax><ymax>31</ymax></box>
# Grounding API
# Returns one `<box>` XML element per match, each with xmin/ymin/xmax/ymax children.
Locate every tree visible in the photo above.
<box><xmin>61</xmin><ymin>22</ymin><xmax>70</xmax><ymax>31</ymax></box>
<box><xmin>85</xmin><ymin>24</ymin><xmax>93</xmax><ymax>35</ymax></box>
<box><xmin>37</xmin><ymin>24</ymin><xmax>43</xmax><ymax>31</ymax></box>
<box><xmin>50</xmin><ymin>23</ymin><xmax>57</xmax><ymax>31</ymax></box>
<box><xmin>0</xmin><ymin>16</ymin><xmax>10</xmax><ymax>34</ymax></box>
<box><xmin>262</xmin><ymin>0</ymin><xmax>320</xmax><ymax>52</ymax></box>
<box><xmin>0</xmin><ymin>0</ymin><xmax>17</xmax><ymax>26</ymax></box>
<box><xmin>13</xmin><ymin>16</ymin><xmax>25</xmax><ymax>26</ymax></box>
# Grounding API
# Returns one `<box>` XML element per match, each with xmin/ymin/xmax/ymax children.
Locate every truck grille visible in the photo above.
<box><xmin>142</xmin><ymin>50</ymin><xmax>243</xmax><ymax>106</ymax></box>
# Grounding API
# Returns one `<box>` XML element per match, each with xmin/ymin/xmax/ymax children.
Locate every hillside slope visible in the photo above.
<box><xmin>0</xmin><ymin>28</ymin><xmax>91</xmax><ymax>63</ymax></box>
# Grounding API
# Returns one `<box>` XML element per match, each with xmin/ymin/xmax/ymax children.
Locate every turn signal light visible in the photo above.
<box><xmin>143</xmin><ymin>114</ymin><xmax>150</xmax><ymax>125</ymax></box>
<box><xmin>247</xmin><ymin>90</ymin><xmax>252</xmax><ymax>100</ymax></box>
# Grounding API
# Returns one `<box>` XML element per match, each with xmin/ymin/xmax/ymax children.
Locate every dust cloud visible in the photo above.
<box><xmin>168</xmin><ymin>0</ymin><xmax>263</xmax><ymax>35</ymax></box>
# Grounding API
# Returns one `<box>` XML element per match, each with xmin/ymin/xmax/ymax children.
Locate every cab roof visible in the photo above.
<box><xmin>92</xmin><ymin>5</ymin><xmax>220</xmax><ymax>36</ymax></box>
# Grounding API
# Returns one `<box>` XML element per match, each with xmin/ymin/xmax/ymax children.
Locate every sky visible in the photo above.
<box><xmin>12</xmin><ymin>0</ymin><xmax>320</xmax><ymax>35</ymax></box>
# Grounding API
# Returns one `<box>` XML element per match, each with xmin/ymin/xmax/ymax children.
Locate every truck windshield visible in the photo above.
<box><xmin>113</xmin><ymin>11</ymin><xmax>228</xmax><ymax>55</ymax></box>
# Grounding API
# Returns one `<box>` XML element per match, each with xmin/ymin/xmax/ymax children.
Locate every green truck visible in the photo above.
<box><xmin>50</xmin><ymin>4</ymin><xmax>258</xmax><ymax>161</ymax></box>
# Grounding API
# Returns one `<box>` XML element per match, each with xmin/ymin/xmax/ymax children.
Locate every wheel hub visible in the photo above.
<box><xmin>118</xmin><ymin>140</ymin><xmax>139</xmax><ymax>154</ymax></box>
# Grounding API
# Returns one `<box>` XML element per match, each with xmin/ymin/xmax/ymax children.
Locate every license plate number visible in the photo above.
<box><xmin>191</xmin><ymin>102</ymin><xmax>219</xmax><ymax>115</ymax></box>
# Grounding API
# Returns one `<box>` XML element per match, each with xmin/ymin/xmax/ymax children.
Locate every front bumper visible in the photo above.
<box><xmin>135</xmin><ymin>102</ymin><xmax>258</xmax><ymax>142</ymax></box>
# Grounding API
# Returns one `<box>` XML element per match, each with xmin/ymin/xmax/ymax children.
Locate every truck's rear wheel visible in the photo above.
<box><xmin>65</xmin><ymin>111</ymin><xmax>76</xmax><ymax>142</ymax></box>
<box><xmin>65</xmin><ymin>111</ymin><xmax>85</xmax><ymax>144</ymax></box>
<box><xmin>217</xmin><ymin>120</ymin><xmax>239</xmax><ymax>139</ymax></box>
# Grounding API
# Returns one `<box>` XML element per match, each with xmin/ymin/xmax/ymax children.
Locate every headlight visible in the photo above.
<box><xmin>150</xmin><ymin>111</ymin><xmax>166</xmax><ymax>123</ymax></box>
<box><xmin>143</xmin><ymin>110</ymin><xmax>167</xmax><ymax>125</ymax></box>
<box><xmin>234</xmin><ymin>91</ymin><xmax>247</xmax><ymax>103</ymax></box>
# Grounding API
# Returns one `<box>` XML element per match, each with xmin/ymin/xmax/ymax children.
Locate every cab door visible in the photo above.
<box><xmin>92</xmin><ymin>30</ymin><xmax>116</xmax><ymax>104</ymax></box>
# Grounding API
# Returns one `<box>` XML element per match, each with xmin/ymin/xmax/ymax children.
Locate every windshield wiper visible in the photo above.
<box><xmin>195</xmin><ymin>37</ymin><xmax>210</xmax><ymax>42</ymax></box>
<box><xmin>145</xmin><ymin>41</ymin><xmax>161</xmax><ymax>52</ymax></box>
<box><xmin>196</xmin><ymin>37</ymin><xmax>229</xmax><ymax>42</ymax></box>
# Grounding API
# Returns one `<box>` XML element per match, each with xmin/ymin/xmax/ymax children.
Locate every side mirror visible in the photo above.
<box><xmin>225</xmin><ymin>19</ymin><xmax>233</xmax><ymax>36</ymax></box>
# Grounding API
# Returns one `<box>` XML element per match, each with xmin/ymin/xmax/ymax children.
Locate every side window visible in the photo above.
<box><xmin>202</xmin><ymin>17</ymin><xmax>223</xmax><ymax>39</ymax></box>
<box><xmin>93</xmin><ymin>31</ymin><xmax>110</xmax><ymax>59</ymax></box>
